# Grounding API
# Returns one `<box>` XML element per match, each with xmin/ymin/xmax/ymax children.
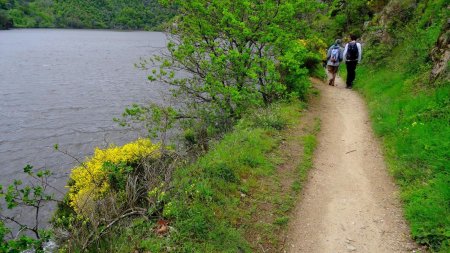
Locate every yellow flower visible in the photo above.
<box><xmin>297</xmin><ymin>39</ymin><xmax>307</xmax><ymax>47</ymax></box>
<box><xmin>298</xmin><ymin>37</ymin><xmax>328</xmax><ymax>60</ymax></box>
<box><xmin>67</xmin><ymin>139</ymin><xmax>160</xmax><ymax>214</ymax></box>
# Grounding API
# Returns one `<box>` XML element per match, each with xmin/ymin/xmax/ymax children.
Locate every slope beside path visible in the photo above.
<box><xmin>285</xmin><ymin>77</ymin><xmax>420</xmax><ymax>253</ymax></box>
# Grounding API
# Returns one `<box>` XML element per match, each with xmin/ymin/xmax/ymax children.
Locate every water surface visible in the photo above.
<box><xmin>0</xmin><ymin>29</ymin><xmax>167</xmax><ymax>213</ymax></box>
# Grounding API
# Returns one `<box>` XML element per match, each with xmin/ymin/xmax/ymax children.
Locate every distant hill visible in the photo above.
<box><xmin>0</xmin><ymin>0</ymin><xmax>176</xmax><ymax>30</ymax></box>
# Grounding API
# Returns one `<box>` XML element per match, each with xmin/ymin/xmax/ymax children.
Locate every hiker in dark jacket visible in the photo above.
<box><xmin>343</xmin><ymin>34</ymin><xmax>362</xmax><ymax>89</ymax></box>
<box><xmin>326</xmin><ymin>39</ymin><xmax>344</xmax><ymax>86</ymax></box>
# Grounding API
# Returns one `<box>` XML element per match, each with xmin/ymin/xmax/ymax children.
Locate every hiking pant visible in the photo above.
<box><xmin>327</xmin><ymin>65</ymin><xmax>338</xmax><ymax>86</ymax></box>
<box><xmin>346</xmin><ymin>61</ymin><xmax>358</xmax><ymax>87</ymax></box>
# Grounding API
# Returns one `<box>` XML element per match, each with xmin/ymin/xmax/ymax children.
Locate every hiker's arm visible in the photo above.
<box><xmin>343</xmin><ymin>44</ymin><xmax>348</xmax><ymax>61</ymax></box>
<box><xmin>326</xmin><ymin>47</ymin><xmax>331</xmax><ymax>60</ymax></box>
<box><xmin>357</xmin><ymin>43</ymin><xmax>362</xmax><ymax>63</ymax></box>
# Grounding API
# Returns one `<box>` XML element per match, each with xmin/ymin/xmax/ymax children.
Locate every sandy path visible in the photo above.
<box><xmin>285</xmin><ymin>77</ymin><xmax>418</xmax><ymax>253</ymax></box>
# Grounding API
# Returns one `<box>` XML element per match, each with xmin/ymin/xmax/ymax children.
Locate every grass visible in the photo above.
<box><xmin>351</xmin><ymin>2</ymin><xmax>450</xmax><ymax>250</ymax></box>
<box><xmin>355</xmin><ymin>64</ymin><xmax>449</xmax><ymax>252</ymax></box>
<box><xmin>83</xmin><ymin>101</ymin><xmax>320</xmax><ymax>252</ymax></box>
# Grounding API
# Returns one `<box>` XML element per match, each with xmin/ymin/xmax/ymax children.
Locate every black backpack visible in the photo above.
<box><xmin>346</xmin><ymin>42</ymin><xmax>359</xmax><ymax>61</ymax></box>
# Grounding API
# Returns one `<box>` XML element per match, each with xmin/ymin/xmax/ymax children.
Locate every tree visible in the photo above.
<box><xmin>0</xmin><ymin>9</ymin><xmax>12</xmax><ymax>29</ymax></box>
<box><xmin>144</xmin><ymin>0</ymin><xmax>321</xmax><ymax>138</ymax></box>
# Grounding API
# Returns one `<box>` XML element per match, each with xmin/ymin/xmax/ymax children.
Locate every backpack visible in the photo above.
<box><xmin>330</xmin><ymin>46</ymin><xmax>340</xmax><ymax>63</ymax></box>
<box><xmin>346</xmin><ymin>42</ymin><xmax>359</xmax><ymax>61</ymax></box>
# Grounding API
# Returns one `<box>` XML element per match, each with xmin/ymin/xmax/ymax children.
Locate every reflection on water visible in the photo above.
<box><xmin>0</xmin><ymin>29</ymin><xmax>167</xmax><ymax>224</ymax></box>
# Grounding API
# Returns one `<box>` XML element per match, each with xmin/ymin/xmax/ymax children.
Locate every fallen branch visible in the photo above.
<box><xmin>81</xmin><ymin>209</ymin><xmax>145</xmax><ymax>251</ymax></box>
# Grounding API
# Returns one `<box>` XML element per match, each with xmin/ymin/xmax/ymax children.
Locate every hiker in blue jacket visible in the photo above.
<box><xmin>326</xmin><ymin>39</ymin><xmax>344</xmax><ymax>86</ymax></box>
<box><xmin>343</xmin><ymin>34</ymin><xmax>362</xmax><ymax>89</ymax></box>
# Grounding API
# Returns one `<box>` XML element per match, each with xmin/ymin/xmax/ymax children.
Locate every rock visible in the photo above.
<box><xmin>346</xmin><ymin>244</ymin><xmax>357</xmax><ymax>252</ymax></box>
<box><xmin>430</xmin><ymin>22</ymin><xmax>450</xmax><ymax>81</ymax></box>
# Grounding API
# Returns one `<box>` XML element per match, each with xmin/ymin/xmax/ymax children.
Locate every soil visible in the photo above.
<box><xmin>285</xmin><ymin>77</ymin><xmax>422</xmax><ymax>253</ymax></box>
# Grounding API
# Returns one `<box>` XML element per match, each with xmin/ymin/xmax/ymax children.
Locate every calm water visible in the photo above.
<box><xmin>0</xmin><ymin>29</ymin><xmax>167</xmax><ymax>223</ymax></box>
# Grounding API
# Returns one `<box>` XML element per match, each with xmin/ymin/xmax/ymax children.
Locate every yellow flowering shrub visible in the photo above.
<box><xmin>298</xmin><ymin>36</ymin><xmax>328</xmax><ymax>60</ymax></box>
<box><xmin>68</xmin><ymin>138</ymin><xmax>160</xmax><ymax>214</ymax></box>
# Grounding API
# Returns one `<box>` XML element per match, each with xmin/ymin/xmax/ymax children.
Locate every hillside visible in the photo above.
<box><xmin>318</xmin><ymin>0</ymin><xmax>448</xmax><ymax>251</ymax></box>
<box><xmin>0</xmin><ymin>0</ymin><xmax>176</xmax><ymax>30</ymax></box>
<box><xmin>350</xmin><ymin>0</ymin><xmax>449</xmax><ymax>251</ymax></box>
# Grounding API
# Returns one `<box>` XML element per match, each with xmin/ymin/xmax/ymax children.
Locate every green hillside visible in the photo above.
<box><xmin>329</xmin><ymin>0</ymin><xmax>449</xmax><ymax>251</ymax></box>
<box><xmin>0</xmin><ymin>0</ymin><xmax>176</xmax><ymax>30</ymax></box>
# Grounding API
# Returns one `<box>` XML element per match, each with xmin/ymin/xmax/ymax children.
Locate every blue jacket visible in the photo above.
<box><xmin>326</xmin><ymin>44</ymin><xmax>344</xmax><ymax>67</ymax></box>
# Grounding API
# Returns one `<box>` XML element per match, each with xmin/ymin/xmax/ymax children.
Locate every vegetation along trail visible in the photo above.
<box><xmin>285</xmin><ymin>77</ymin><xmax>420</xmax><ymax>252</ymax></box>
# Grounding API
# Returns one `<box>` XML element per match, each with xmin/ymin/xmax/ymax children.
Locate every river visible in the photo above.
<box><xmin>0</xmin><ymin>29</ymin><xmax>168</xmax><ymax>226</ymax></box>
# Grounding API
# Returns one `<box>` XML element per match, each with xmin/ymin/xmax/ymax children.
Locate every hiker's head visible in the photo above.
<box><xmin>335</xmin><ymin>39</ymin><xmax>342</xmax><ymax>46</ymax></box>
<box><xmin>350</xmin><ymin>34</ymin><xmax>358</xmax><ymax>41</ymax></box>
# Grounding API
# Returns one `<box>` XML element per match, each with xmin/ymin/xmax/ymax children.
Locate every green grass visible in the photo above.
<box><xmin>85</xmin><ymin>102</ymin><xmax>319</xmax><ymax>252</ymax></box>
<box><xmin>352</xmin><ymin>2</ymin><xmax>450</xmax><ymax>250</ymax></box>
<box><xmin>355</xmin><ymin>65</ymin><xmax>450</xmax><ymax>252</ymax></box>
<box><xmin>297</xmin><ymin>119</ymin><xmax>320</xmax><ymax>183</ymax></box>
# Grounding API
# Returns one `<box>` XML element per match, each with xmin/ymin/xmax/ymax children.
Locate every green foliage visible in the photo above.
<box><xmin>363</xmin><ymin>0</ymin><xmax>448</xmax><ymax>67</ymax></box>
<box><xmin>144</xmin><ymin>0</ymin><xmax>320</xmax><ymax>147</ymax></box>
<box><xmin>0</xmin><ymin>222</ymin><xmax>44</xmax><ymax>253</ymax></box>
<box><xmin>316</xmin><ymin>0</ymin><xmax>383</xmax><ymax>40</ymax></box>
<box><xmin>102</xmin><ymin>162</ymin><xmax>134</xmax><ymax>191</ymax></box>
<box><xmin>115</xmin><ymin>103</ymin><xmax>178</xmax><ymax>144</ymax></box>
<box><xmin>0</xmin><ymin>0</ymin><xmax>176</xmax><ymax>30</ymax></box>
<box><xmin>279</xmin><ymin>42</ymin><xmax>311</xmax><ymax>99</ymax></box>
<box><xmin>0</xmin><ymin>8</ymin><xmax>12</xmax><ymax>29</ymax></box>
<box><xmin>0</xmin><ymin>165</ymin><xmax>55</xmax><ymax>252</ymax></box>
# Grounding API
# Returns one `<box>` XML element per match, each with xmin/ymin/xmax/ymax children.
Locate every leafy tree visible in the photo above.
<box><xmin>141</xmin><ymin>0</ymin><xmax>321</xmax><ymax>141</ymax></box>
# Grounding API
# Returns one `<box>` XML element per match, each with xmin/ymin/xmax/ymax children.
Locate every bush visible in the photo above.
<box><xmin>53</xmin><ymin>139</ymin><xmax>173</xmax><ymax>251</ymax></box>
<box><xmin>279</xmin><ymin>41</ymin><xmax>313</xmax><ymax>100</ymax></box>
<box><xmin>67</xmin><ymin>139</ymin><xmax>160</xmax><ymax>215</ymax></box>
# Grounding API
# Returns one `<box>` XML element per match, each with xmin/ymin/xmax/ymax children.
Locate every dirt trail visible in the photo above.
<box><xmin>285</xmin><ymin>77</ymin><xmax>419</xmax><ymax>253</ymax></box>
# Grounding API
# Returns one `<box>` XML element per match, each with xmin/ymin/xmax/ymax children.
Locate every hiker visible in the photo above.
<box><xmin>343</xmin><ymin>34</ymin><xmax>362</xmax><ymax>89</ymax></box>
<box><xmin>326</xmin><ymin>39</ymin><xmax>344</xmax><ymax>86</ymax></box>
